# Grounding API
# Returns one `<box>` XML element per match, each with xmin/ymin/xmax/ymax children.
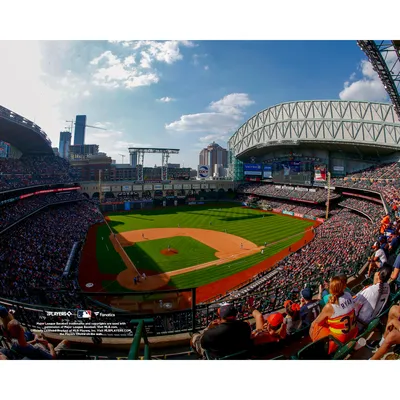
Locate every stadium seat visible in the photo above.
<box><xmin>355</xmin><ymin>317</ymin><xmax>380</xmax><ymax>341</ymax></box>
<box><xmin>295</xmin><ymin>335</ymin><xmax>343</xmax><ymax>360</ymax></box>
<box><xmin>332</xmin><ymin>340</ymin><xmax>356</xmax><ymax>360</ymax></box>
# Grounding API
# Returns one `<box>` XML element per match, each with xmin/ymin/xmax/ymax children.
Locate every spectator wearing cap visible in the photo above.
<box><xmin>191</xmin><ymin>304</ymin><xmax>252</xmax><ymax>359</ymax></box>
<box><xmin>252</xmin><ymin>310</ymin><xmax>287</xmax><ymax>345</ymax></box>
<box><xmin>309</xmin><ymin>276</ymin><xmax>358</xmax><ymax>353</ymax></box>
<box><xmin>283</xmin><ymin>300</ymin><xmax>302</xmax><ymax>334</ymax></box>
<box><xmin>367</xmin><ymin>242</ymin><xmax>387</xmax><ymax>278</ymax></box>
<box><xmin>299</xmin><ymin>288</ymin><xmax>321</xmax><ymax>327</ymax></box>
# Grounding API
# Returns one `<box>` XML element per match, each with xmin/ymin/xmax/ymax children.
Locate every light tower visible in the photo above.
<box><xmin>128</xmin><ymin>147</ymin><xmax>180</xmax><ymax>181</ymax></box>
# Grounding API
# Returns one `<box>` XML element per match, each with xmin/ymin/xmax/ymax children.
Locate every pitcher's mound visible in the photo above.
<box><xmin>161</xmin><ymin>248</ymin><xmax>178</xmax><ymax>256</ymax></box>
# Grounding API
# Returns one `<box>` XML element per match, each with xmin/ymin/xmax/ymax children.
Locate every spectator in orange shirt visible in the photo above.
<box><xmin>252</xmin><ymin>310</ymin><xmax>287</xmax><ymax>345</ymax></box>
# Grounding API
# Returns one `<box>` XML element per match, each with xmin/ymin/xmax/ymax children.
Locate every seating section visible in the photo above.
<box><xmin>339</xmin><ymin>197</ymin><xmax>385</xmax><ymax>223</ymax></box>
<box><xmin>238</xmin><ymin>183</ymin><xmax>340</xmax><ymax>202</ymax></box>
<box><xmin>0</xmin><ymin>155</ymin><xmax>77</xmax><ymax>191</ymax></box>
<box><xmin>0</xmin><ymin>192</ymin><xmax>86</xmax><ymax>231</ymax></box>
<box><xmin>0</xmin><ymin>202</ymin><xmax>103</xmax><ymax>306</ymax></box>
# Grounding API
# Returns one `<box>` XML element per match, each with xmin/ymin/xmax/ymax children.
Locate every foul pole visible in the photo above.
<box><xmin>325</xmin><ymin>172</ymin><xmax>331</xmax><ymax>220</ymax></box>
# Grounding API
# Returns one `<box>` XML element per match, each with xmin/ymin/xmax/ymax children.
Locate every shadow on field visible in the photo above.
<box><xmin>220</xmin><ymin>214</ymin><xmax>273</xmax><ymax>222</ymax></box>
<box><xmin>106</xmin><ymin>220</ymin><xmax>126</xmax><ymax>230</ymax></box>
<box><xmin>105</xmin><ymin>203</ymin><xmax>239</xmax><ymax>218</ymax></box>
<box><xmin>124</xmin><ymin>215</ymin><xmax>155</xmax><ymax>221</ymax></box>
<box><xmin>124</xmin><ymin>244</ymin><xmax>164</xmax><ymax>274</ymax></box>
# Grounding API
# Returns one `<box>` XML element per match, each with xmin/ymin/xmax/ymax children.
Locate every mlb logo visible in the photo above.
<box><xmin>77</xmin><ymin>310</ymin><xmax>92</xmax><ymax>319</ymax></box>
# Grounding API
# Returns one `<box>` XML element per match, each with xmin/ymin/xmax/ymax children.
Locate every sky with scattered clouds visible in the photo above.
<box><xmin>0</xmin><ymin>40</ymin><xmax>395</xmax><ymax>168</ymax></box>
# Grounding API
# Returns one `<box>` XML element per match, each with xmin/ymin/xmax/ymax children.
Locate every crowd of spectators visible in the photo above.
<box><xmin>339</xmin><ymin>197</ymin><xmax>385</xmax><ymax>224</ymax></box>
<box><xmin>0</xmin><ymin>155</ymin><xmax>77</xmax><ymax>191</ymax></box>
<box><xmin>255</xmin><ymin>198</ymin><xmax>325</xmax><ymax>217</ymax></box>
<box><xmin>0</xmin><ymin>202</ymin><xmax>103</xmax><ymax>306</ymax></box>
<box><xmin>238</xmin><ymin>183</ymin><xmax>340</xmax><ymax>203</ymax></box>
<box><xmin>192</xmin><ymin>208</ymin><xmax>400</xmax><ymax>360</ymax></box>
<box><xmin>332</xmin><ymin>162</ymin><xmax>400</xmax><ymax>209</ymax></box>
<box><xmin>0</xmin><ymin>192</ymin><xmax>86</xmax><ymax>231</ymax></box>
<box><xmin>221</xmin><ymin>209</ymin><xmax>373</xmax><ymax>307</ymax></box>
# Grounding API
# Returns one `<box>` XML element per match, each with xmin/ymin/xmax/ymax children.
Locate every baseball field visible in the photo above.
<box><xmin>79</xmin><ymin>203</ymin><xmax>317</xmax><ymax>303</ymax></box>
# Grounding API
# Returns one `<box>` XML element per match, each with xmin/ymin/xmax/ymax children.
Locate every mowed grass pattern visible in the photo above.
<box><xmin>106</xmin><ymin>204</ymin><xmax>312</xmax><ymax>246</ymax></box>
<box><xmin>169</xmin><ymin>235</ymin><xmax>299</xmax><ymax>288</ymax></box>
<box><xmin>124</xmin><ymin>236</ymin><xmax>219</xmax><ymax>273</ymax></box>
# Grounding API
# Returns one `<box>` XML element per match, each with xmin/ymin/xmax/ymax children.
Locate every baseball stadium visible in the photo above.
<box><xmin>1</xmin><ymin>40</ymin><xmax>400</xmax><ymax>361</ymax></box>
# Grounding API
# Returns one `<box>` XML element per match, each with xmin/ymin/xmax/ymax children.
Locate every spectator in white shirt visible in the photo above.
<box><xmin>354</xmin><ymin>263</ymin><xmax>392</xmax><ymax>330</ymax></box>
<box><xmin>367</xmin><ymin>242</ymin><xmax>387</xmax><ymax>278</ymax></box>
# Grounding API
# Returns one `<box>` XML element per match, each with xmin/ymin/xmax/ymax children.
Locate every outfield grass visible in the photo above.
<box><xmin>169</xmin><ymin>235</ymin><xmax>298</xmax><ymax>288</ymax></box>
<box><xmin>96</xmin><ymin>204</ymin><xmax>313</xmax><ymax>290</ymax></box>
<box><xmin>106</xmin><ymin>204</ymin><xmax>312</xmax><ymax>246</ymax></box>
<box><xmin>124</xmin><ymin>236</ymin><xmax>218</xmax><ymax>273</ymax></box>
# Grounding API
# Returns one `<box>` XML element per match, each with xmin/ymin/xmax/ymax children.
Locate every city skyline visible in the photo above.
<box><xmin>0</xmin><ymin>40</ymin><xmax>396</xmax><ymax>169</ymax></box>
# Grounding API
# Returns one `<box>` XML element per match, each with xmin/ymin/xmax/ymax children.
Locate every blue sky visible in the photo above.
<box><xmin>0</xmin><ymin>40</ymin><xmax>391</xmax><ymax>168</ymax></box>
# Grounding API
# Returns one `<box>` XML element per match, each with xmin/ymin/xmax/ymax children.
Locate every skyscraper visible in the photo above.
<box><xmin>199</xmin><ymin>142</ymin><xmax>228</xmax><ymax>168</ymax></box>
<box><xmin>74</xmin><ymin>115</ymin><xmax>87</xmax><ymax>145</ymax></box>
<box><xmin>59</xmin><ymin>131</ymin><xmax>72</xmax><ymax>159</ymax></box>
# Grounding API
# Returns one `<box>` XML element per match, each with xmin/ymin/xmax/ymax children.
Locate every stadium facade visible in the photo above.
<box><xmin>228</xmin><ymin>100</ymin><xmax>400</xmax><ymax>184</ymax></box>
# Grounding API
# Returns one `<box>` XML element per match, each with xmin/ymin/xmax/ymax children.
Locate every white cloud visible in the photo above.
<box><xmin>339</xmin><ymin>59</ymin><xmax>388</xmax><ymax>102</ymax></box>
<box><xmin>204</xmin><ymin>65</ymin><xmax>209</xmax><ymax>71</ymax></box>
<box><xmin>157</xmin><ymin>97</ymin><xmax>175</xmax><ymax>103</ymax></box>
<box><xmin>89</xmin><ymin>41</ymin><xmax>194</xmax><ymax>90</ymax></box>
<box><xmin>165</xmin><ymin>93</ymin><xmax>254</xmax><ymax>135</ymax></box>
<box><xmin>0</xmin><ymin>41</ymin><xmax>64</xmax><ymax>147</ymax></box>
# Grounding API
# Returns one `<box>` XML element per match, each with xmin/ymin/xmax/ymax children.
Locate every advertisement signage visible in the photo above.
<box><xmin>201</xmin><ymin>184</ymin><xmax>209</xmax><ymax>189</ymax></box>
<box><xmin>209</xmin><ymin>184</ymin><xmax>217</xmax><ymax>189</ymax></box>
<box><xmin>122</xmin><ymin>185</ymin><xmax>131</xmax><ymax>192</ymax></box>
<box><xmin>183</xmin><ymin>184</ymin><xmax>191</xmax><ymax>190</ymax></box>
<box><xmin>282</xmin><ymin>210</ymin><xmax>294</xmax><ymax>216</ymax></box>
<box><xmin>102</xmin><ymin>186</ymin><xmax>111</xmax><ymax>192</ymax></box>
<box><xmin>333</xmin><ymin>166</ymin><xmax>344</xmax><ymax>171</ymax></box>
<box><xmin>263</xmin><ymin>165</ymin><xmax>272</xmax><ymax>179</ymax></box>
<box><xmin>164</xmin><ymin>184</ymin><xmax>173</xmax><ymax>190</ymax></box>
<box><xmin>314</xmin><ymin>165</ymin><xmax>327</xmax><ymax>181</ymax></box>
<box><xmin>198</xmin><ymin>165</ymin><xmax>209</xmax><ymax>178</ymax></box>
<box><xmin>244</xmin><ymin>163</ymin><xmax>262</xmax><ymax>176</ymax></box>
<box><xmin>111</xmin><ymin>185</ymin><xmax>121</xmax><ymax>192</ymax></box>
<box><xmin>143</xmin><ymin>184</ymin><xmax>153</xmax><ymax>190</ymax></box>
<box><xmin>132</xmin><ymin>185</ymin><xmax>143</xmax><ymax>191</ymax></box>
<box><xmin>154</xmin><ymin>184</ymin><xmax>163</xmax><ymax>190</ymax></box>
<box><xmin>173</xmin><ymin>184</ymin><xmax>182</xmax><ymax>190</ymax></box>
<box><xmin>192</xmin><ymin>184</ymin><xmax>200</xmax><ymax>189</ymax></box>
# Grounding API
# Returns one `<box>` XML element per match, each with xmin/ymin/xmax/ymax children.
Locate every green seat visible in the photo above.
<box><xmin>333</xmin><ymin>340</ymin><xmax>356</xmax><ymax>360</ymax></box>
<box><xmin>296</xmin><ymin>335</ymin><xmax>343</xmax><ymax>360</ymax></box>
<box><xmin>355</xmin><ymin>317</ymin><xmax>380</xmax><ymax>341</ymax></box>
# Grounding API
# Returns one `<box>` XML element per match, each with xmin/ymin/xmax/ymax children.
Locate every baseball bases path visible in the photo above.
<box><xmin>112</xmin><ymin>228</ymin><xmax>264</xmax><ymax>291</ymax></box>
